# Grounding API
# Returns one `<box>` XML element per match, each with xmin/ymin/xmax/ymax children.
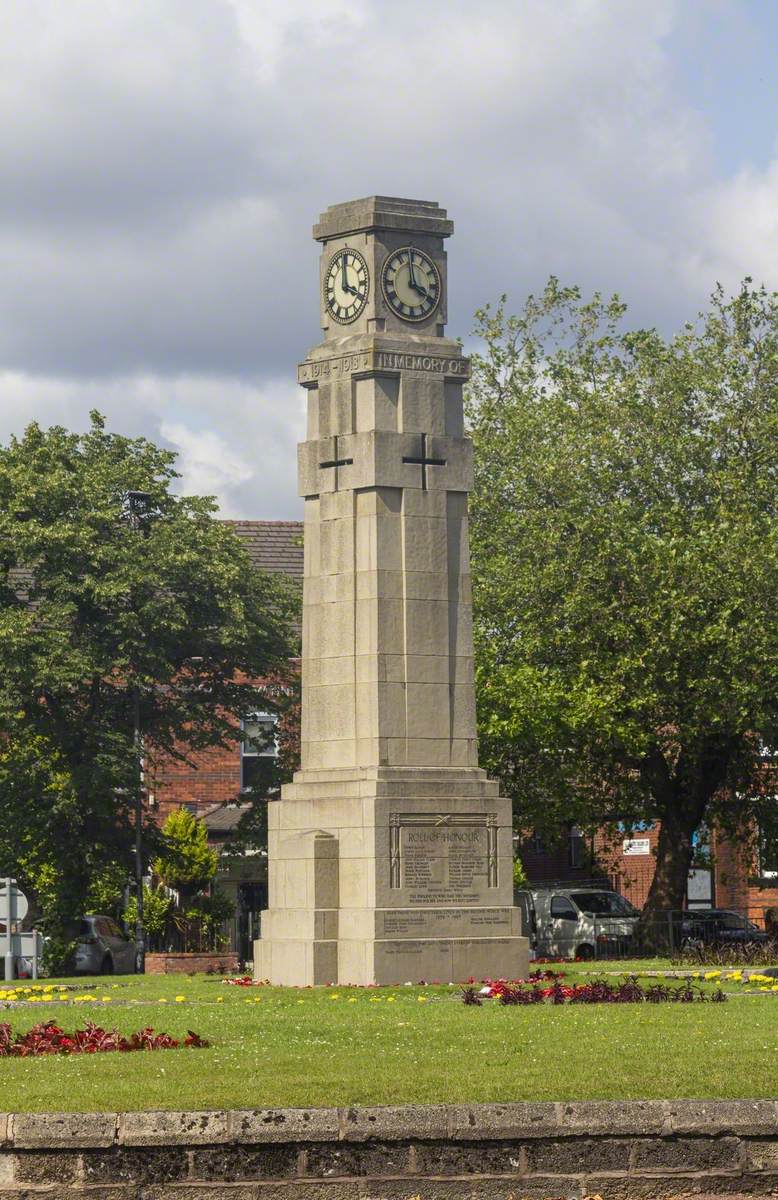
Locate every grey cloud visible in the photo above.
<box><xmin>0</xmin><ymin>0</ymin><xmax>775</xmax><ymax>518</ymax></box>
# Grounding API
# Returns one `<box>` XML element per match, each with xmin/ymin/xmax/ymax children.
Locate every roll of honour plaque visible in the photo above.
<box><xmin>255</xmin><ymin>197</ymin><xmax>528</xmax><ymax>985</ymax></box>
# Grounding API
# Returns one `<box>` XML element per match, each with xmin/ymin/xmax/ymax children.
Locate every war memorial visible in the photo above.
<box><xmin>255</xmin><ymin>197</ymin><xmax>529</xmax><ymax>985</ymax></box>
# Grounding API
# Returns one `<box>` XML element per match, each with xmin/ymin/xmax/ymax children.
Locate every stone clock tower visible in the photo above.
<box><xmin>255</xmin><ymin>197</ymin><xmax>528</xmax><ymax>985</ymax></box>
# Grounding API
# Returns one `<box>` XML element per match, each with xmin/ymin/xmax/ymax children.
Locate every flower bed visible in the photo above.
<box><xmin>0</xmin><ymin>1020</ymin><xmax>209</xmax><ymax>1056</ymax></box>
<box><xmin>462</xmin><ymin>972</ymin><xmax>727</xmax><ymax>1005</ymax></box>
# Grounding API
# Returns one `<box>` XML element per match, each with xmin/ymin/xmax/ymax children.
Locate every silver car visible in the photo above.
<box><xmin>74</xmin><ymin>915</ymin><xmax>137</xmax><ymax>975</ymax></box>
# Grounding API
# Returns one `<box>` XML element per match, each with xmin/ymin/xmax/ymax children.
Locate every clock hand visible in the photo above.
<box><xmin>340</xmin><ymin>251</ymin><xmax>359</xmax><ymax>296</ymax></box>
<box><xmin>407</xmin><ymin>249</ymin><xmax>418</xmax><ymax>289</ymax></box>
<box><xmin>406</xmin><ymin>250</ymin><xmax>428</xmax><ymax>298</ymax></box>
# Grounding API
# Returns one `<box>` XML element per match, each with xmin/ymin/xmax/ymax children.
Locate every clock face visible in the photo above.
<box><xmin>381</xmin><ymin>246</ymin><xmax>441</xmax><ymax>322</ymax></box>
<box><xmin>324</xmin><ymin>247</ymin><xmax>369</xmax><ymax>324</ymax></box>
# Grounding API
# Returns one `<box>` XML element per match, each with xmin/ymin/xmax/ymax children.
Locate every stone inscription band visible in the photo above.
<box><xmin>298</xmin><ymin>349</ymin><xmax>471</xmax><ymax>386</ymax></box>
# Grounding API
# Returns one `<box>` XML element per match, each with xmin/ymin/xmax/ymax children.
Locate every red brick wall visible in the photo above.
<box><xmin>591</xmin><ymin>827</ymin><xmax>661</xmax><ymax>910</ymax></box>
<box><xmin>145</xmin><ymin>952</ymin><xmax>239</xmax><ymax>974</ymax></box>
<box><xmin>711</xmin><ymin>828</ymin><xmax>778</xmax><ymax>923</ymax></box>
<box><xmin>148</xmin><ymin>739</ymin><xmax>242</xmax><ymax>824</ymax></box>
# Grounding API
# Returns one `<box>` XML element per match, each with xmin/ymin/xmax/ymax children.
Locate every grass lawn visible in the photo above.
<box><xmin>0</xmin><ymin>965</ymin><xmax>776</xmax><ymax>1112</ymax></box>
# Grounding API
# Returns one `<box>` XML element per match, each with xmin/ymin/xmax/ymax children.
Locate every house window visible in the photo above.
<box><xmin>568</xmin><ymin>825</ymin><xmax>586</xmax><ymax>869</ymax></box>
<box><xmin>241</xmin><ymin>712</ymin><xmax>278</xmax><ymax>791</ymax></box>
<box><xmin>758</xmin><ymin>816</ymin><xmax>778</xmax><ymax>879</ymax></box>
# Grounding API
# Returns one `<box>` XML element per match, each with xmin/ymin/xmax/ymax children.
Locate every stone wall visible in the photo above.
<box><xmin>1</xmin><ymin>1100</ymin><xmax>777</xmax><ymax>1197</ymax></box>
<box><xmin>143</xmin><ymin>952</ymin><xmax>239</xmax><ymax>975</ymax></box>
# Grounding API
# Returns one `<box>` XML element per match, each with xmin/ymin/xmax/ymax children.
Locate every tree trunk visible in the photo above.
<box><xmin>639</xmin><ymin>808</ymin><xmax>696</xmax><ymax>952</ymax></box>
<box><xmin>638</xmin><ymin>740</ymin><xmax>732</xmax><ymax>952</ymax></box>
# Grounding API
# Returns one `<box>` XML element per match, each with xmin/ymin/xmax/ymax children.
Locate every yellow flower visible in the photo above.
<box><xmin>175</xmin><ymin>996</ymin><xmax>186</xmax><ymax>1003</ymax></box>
<box><xmin>417</xmin><ymin>996</ymin><xmax>427</xmax><ymax>1003</ymax></box>
<box><xmin>159</xmin><ymin>998</ymin><xmax>168</xmax><ymax>1003</ymax></box>
<box><xmin>387</xmin><ymin>996</ymin><xmax>396</xmax><ymax>1003</ymax></box>
<box><xmin>329</xmin><ymin>994</ymin><xmax>339</xmax><ymax>1000</ymax></box>
<box><xmin>216</xmin><ymin>996</ymin><xmax>224</xmax><ymax>1003</ymax></box>
<box><xmin>101</xmin><ymin>996</ymin><xmax>111</xmax><ymax>1003</ymax></box>
<box><xmin>347</xmin><ymin>997</ymin><xmax>357</xmax><ymax>1003</ymax></box>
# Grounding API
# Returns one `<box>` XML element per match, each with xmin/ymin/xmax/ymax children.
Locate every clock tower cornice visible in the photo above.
<box><xmin>313</xmin><ymin>195</ymin><xmax>454</xmax><ymax>242</ymax></box>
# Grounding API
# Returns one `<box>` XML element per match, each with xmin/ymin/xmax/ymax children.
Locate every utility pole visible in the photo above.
<box><xmin>126</xmin><ymin>490</ymin><xmax>152</xmax><ymax>975</ymax></box>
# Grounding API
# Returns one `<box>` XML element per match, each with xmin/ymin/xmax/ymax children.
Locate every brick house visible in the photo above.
<box><xmin>515</xmin><ymin>818</ymin><xmax>778</xmax><ymax>924</ymax></box>
<box><xmin>149</xmin><ymin>519</ymin><xmax>777</xmax><ymax>947</ymax></box>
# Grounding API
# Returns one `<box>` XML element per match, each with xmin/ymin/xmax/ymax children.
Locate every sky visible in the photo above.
<box><xmin>1</xmin><ymin>0</ymin><xmax>777</xmax><ymax>519</ymax></box>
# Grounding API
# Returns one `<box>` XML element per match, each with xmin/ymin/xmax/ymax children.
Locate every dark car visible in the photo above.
<box><xmin>682</xmin><ymin>909</ymin><xmax>768</xmax><ymax>947</ymax></box>
<box><xmin>74</xmin><ymin>915</ymin><xmax>137</xmax><ymax>974</ymax></box>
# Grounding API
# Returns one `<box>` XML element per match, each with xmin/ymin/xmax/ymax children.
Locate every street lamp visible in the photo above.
<box><xmin>125</xmin><ymin>491</ymin><xmax>152</xmax><ymax>975</ymax></box>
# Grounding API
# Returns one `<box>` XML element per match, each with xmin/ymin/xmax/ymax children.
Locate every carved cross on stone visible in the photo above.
<box><xmin>402</xmin><ymin>432</ymin><xmax>446</xmax><ymax>490</ymax></box>
<box><xmin>319</xmin><ymin>435</ymin><xmax>353</xmax><ymax>491</ymax></box>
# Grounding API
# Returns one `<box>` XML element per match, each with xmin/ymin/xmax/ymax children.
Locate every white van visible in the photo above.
<box><xmin>516</xmin><ymin>885</ymin><xmax>640</xmax><ymax>961</ymax></box>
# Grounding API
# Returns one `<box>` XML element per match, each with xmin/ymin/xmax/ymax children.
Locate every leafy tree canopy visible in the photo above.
<box><xmin>152</xmin><ymin>808</ymin><xmax>218</xmax><ymax>897</ymax></box>
<box><xmin>0</xmin><ymin>412</ymin><xmax>297</xmax><ymax>956</ymax></box>
<box><xmin>467</xmin><ymin>279</ymin><xmax>778</xmax><ymax>916</ymax></box>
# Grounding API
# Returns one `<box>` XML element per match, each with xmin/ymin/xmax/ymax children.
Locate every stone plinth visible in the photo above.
<box><xmin>255</xmin><ymin>764</ymin><xmax>527</xmax><ymax>985</ymax></box>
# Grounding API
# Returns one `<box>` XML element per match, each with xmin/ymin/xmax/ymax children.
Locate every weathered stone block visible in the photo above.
<box><xmin>745</xmin><ymin>1137</ymin><xmax>778</xmax><ymax>1169</ymax></box>
<box><xmin>631</xmin><ymin>1135</ymin><xmax>741</xmax><ymax>1171</ymax></box>
<box><xmin>557</xmin><ymin>1099</ymin><xmax>666</xmax><ymax>1136</ymax></box>
<box><xmin>229</xmin><ymin>1109</ymin><xmax>339</xmax><ymax>1143</ymax></box>
<box><xmin>359</xmin><ymin>1177</ymin><xmax>583</xmax><ymax>1200</ymax></box>
<box><xmin>140</xmin><ymin>1188</ymin><xmax>262</xmax><ymax>1200</ymax></box>
<box><xmin>12</xmin><ymin>1111</ymin><xmax>116</xmax><ymax>1148</ymax></box>
<box><xmin>339</xmin><ymin>1105</ymin><xmax>448</xmax><ymax>1142</ymax></box>
<box><xmin>192</xmin><ymin>1144</ymin><xmax>301</xmax><ymax>1180</ymax></box>
<box><xmin>583</xmin><ymin>1175</ymin><xmax>704</xmax><ymax>1199</ymax></box>
<box><xmin>119</xmin><ymin>1110</ymin><xmax>229</xmax><ymax>1146</ymax></box>
<box><xmin>12</xmin><ymin>1150</ymin><xmax>80</xmax><ymax>1183</ymax></box>
<box><xmin>527</xmin><ymin>1136</ymin><xmax>631</xmax><ymax>1174</ymax></box>
<box><xmin>664</xmin><ymin>1098</ymin><xmax>778</xmax><ymax>1136</ymax></box>
<box><xmin>82</xmin><ymin>1146</ymin><xmax>189</xmax><ymax>1184</ymax></box>
<box><xmin>413</xmin><ymin>1139</ymin><xmax>525</xmax><ymax>1176</ymax></box>
<box><xmin>12</xmin><ymin>1189</ymin><xmax>134</xmax><ymax>1200</ymax></box>
<box><xmin>446</xmin><ymin>1102</ymin><xmax>559</xmax><ymax>1140</ymax></box>
<box><xmin>304</xmin><ymin>1141</ymin><xmax>411</xmax><ymax>1178</ymax></box>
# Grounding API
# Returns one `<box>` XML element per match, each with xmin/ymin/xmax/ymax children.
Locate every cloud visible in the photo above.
<box><xmin>0</xmin><ymin>370</ymin><xmax>305</xmax><ymax>519</ymax></box>
<box><xmin>0</xmin><ymin>0</ymin><xmax>776</xmax><ymax>516</ymax></box>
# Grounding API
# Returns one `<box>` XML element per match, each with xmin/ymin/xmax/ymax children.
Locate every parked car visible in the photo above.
<box><xmin>74</xmin><ymin>915</ymin><xmax>136</xmax><ymax>975</ymax></box>
<box><xmin>516</xmin><ymin>885</ymin><xmax>640</xmax><ymax>960</ymax></box>
<box><xmin>681</xmin><ymin>909</ymin><xmax>768</xmax><ymax>948</ymax></box>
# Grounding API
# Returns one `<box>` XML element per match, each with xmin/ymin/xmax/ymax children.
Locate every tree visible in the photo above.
<box><xmin>467</xmin><ymin>279</ymin><xmax>778</xmax><ymax>924</ymax></box>
<box><xmin>153</xmin><ymin>808</ymin><xmax>232</xmax><ymax>952</ymax></box>
<box><xmin>152</xmin><ymin>808</ymin><xmax>218</xmax><ymax>901</ymax></box>
<box><xmin>0</xmin><ymin>412</ymin><xmax>296</xmax><ymax>963</ymax></box>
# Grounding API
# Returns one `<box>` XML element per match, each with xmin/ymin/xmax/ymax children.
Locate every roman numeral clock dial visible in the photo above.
<box><xmin>381</xmin><ymin>246</ymin><xmax>441</xmax><ymax>322</ymax></box>
<box><xmin>325</xmin><ymin>247</ymin><xmax>369</xmax><ymax>323</ymax></box>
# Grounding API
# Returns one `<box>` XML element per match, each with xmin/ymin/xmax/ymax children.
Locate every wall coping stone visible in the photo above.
<box><xmin>4</xmin><ymin>1100</ymin><xmax>778</xmax><ymax>1146</ymax></box>
<box><xmin>11</xmin><ymin>1111</ymin><xmax>118</xmax><ymax>1147</ymax></box>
